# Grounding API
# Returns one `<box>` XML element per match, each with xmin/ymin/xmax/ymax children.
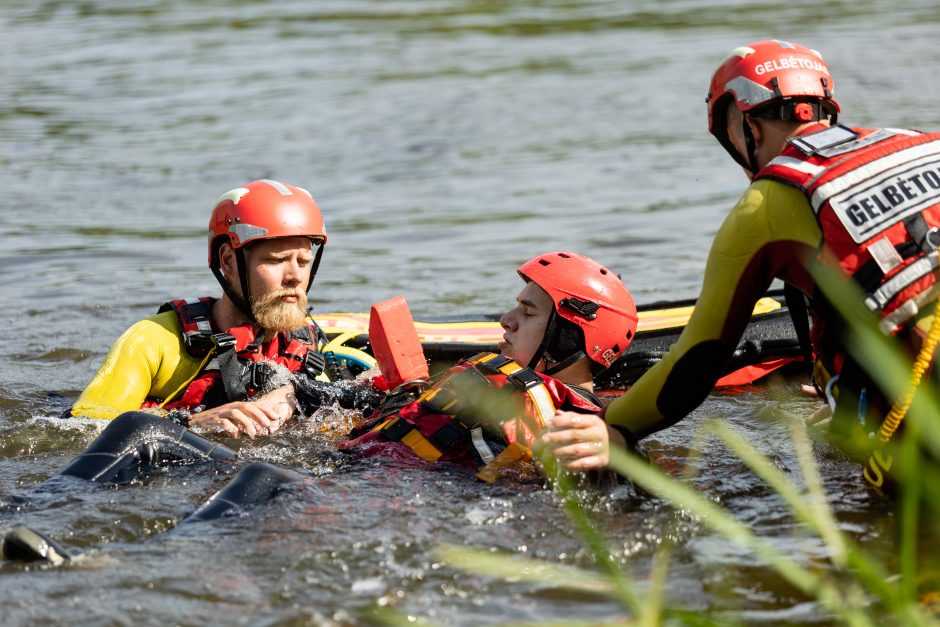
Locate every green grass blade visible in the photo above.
<box><xmin>434</xmin><ymin>543</ymin><xmax>615</xmax><ymax>593</ymax></box>
<box><xmin>606</xmin><ymin>445</ymin><xmax>877</xmax><ymax>627</ymax></box>
<box><xmin>542</xmin><ymin>453</ymin><xmax>643</xmax><ymax>614</ymax></box>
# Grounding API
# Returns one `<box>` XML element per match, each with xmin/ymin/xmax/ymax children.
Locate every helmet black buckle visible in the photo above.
<box><xmin>560</xmin><ymin>297</ymin><xmax>599</xmax><ymax>319</ymax></box>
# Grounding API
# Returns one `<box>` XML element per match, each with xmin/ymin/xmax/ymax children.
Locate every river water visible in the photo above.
<box><xmin>2</xmin><ymin>1</ymin><xmax>939</xmax><ymax>624</ymax></box>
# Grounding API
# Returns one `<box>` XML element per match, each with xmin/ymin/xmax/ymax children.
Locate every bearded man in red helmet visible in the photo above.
<box><xmin>549</xmin><ymin>40</ymin><xmax>940</xmax><ymax>489</ymax></box>
<box><xmin>69</xmin><ymin>179</ymin><xmax>336</xmax><ymax>438</ymax></box>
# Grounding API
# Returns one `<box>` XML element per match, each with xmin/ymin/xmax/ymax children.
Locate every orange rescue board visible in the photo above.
<box><xmin>369</xmin><ymin>296</ymin><xmax>429</xmax><ymax>389</ymax></box>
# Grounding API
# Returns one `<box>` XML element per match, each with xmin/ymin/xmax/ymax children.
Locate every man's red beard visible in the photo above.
<box><xmin>250</xmin><ymin>288</ymin><xmax>309</xmax><ymax>332</ymax></box>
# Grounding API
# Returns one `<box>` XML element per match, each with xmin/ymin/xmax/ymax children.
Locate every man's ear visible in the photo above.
<box><xmin>745</xmin><ymin>114</ymin><xmax>764</xmax><ymax>146</ymax></box>
<box><xmin>218</xmin><ymin>243</ymin><xmax>237</xmax><ymax>278</ymax></box>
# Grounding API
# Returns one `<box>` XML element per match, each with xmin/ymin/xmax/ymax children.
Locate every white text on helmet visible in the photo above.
<box><xmin>753</xmin><ymin>56</ymin><xmax>828</xmax><ymax>76</ymax></box>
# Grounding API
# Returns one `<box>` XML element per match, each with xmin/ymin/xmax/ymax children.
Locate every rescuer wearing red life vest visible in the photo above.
<box><xmin>69</xmin><ymin>179</ymin><xmax>335</xmax><ymax>439</ymax></box>
<box><xmin>547</xmin><ymin>40</ymin><xmax>940</xmax><ymax>488</ymax></box>
<box><xmin>339</xmin><ymin>251</ymin><xmax>638</xmax><ymax>479</ymax></box>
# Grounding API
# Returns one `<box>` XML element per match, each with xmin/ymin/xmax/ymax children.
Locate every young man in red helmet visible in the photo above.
<box><xmin>549</xmin><ymin>40</ymin><xmax>940</xmax><ymax>489</ymax></box>
<box><xmin>68</xmin><ymin>179</ymin><xmax>338</xmax><ymax>439</ymax></box>
<box><xmin>339</xmin><ymin>251</ymin><xmax>638</xmax><ymax>479</ymax></box>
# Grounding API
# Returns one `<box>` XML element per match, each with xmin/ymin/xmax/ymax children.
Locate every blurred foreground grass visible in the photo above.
<box><xmin>427</xmin><ymin>265</ymin><xmax>940</xmax><ymax>625</ymax></box>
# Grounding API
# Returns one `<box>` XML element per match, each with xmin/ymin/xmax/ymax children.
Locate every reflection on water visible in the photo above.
<box><xmin>2</xmin><ymin>0</ymin><xmax>938</xmax><ymax>623</ymax></box>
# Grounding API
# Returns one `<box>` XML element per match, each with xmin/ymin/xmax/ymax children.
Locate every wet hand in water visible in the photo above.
<box><xmin>541</xmin><ymin>410</ymin><xmax>611</xmax><ymax>471</ymax></box>
<box><xmin>189</xmin><ymin>397</ymin><xmax>292</xmax><ymax>439</ymax></box>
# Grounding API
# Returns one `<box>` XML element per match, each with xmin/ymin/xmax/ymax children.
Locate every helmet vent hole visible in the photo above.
<box><xmin>558</xmin><ymin>253</ymin><xmax>570</xmax><ymax>258</ymax></box>
<box><xmin>612</xmin><ymin>343</ymin><xmax>620</xmax><ymax>353</ymax></box>
<box><xmin>538</xmin><ymin>259</ymin><xmax>550</xmax><ymax>266</ymax></box>
<box><xmin>626</xmin><ymin>330</ymin><xmax>633</xmax><ymax>340</ymax></box>
<box><xmin>599</xmin><ymin>268</ymin><xmax>608</xmax><ymax>275</ymax></box>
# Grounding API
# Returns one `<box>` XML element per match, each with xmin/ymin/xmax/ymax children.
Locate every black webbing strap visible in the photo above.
<box><xmin>217</xmin><ymin>333</ymin><xmax>264</xmax><ymax>402</ymax></box>
<box><xmin>475</xmin><ymin>354</ymin><xmax>513</xmax><ymax>374</ymax></box>
<box><xmin>853</xmin><ymin>241</ymin><xmax>921</xmax><ymax>293</ymax></box>
<box><xmin>904</xmin><ymin>214</ymin><xmax>930</xmax><ymax>252</ymax></box>
<box><xmin>378</xmin><ymin>416</ymin><xmax>414</xmax><ymax>442</ymax></box>
<box><xmin>218</xmin><ymin>349</ymin><xmax>247</xmax><ymax>402</ymax></box>
<box><xmin>427</xmin><ymin>420</ymin><xmax>468</xmax><ymax>450</ymax></box>
<box><xmin>784</xmin><ymin>283</ymin><xmax>814</xmax><ymax>364</ymax></box>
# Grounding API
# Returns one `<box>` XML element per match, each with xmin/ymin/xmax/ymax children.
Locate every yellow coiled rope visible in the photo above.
<box><xmin>863</xmin><ymin>296</ymin><xmax>940</xmax><ymax>489</ymax></box>
<box><xmin>878</xmin><ymin>296</ymin><xmax>940</xmax><ymax>442</ymax></box>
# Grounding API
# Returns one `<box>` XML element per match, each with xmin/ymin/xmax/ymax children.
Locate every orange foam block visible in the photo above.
<box><xmin>369</xmin><ymin>295</ymin><xmax>429</xmax><ymax>389</ymax></box>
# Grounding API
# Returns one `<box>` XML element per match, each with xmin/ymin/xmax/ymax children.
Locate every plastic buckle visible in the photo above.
<box><xmin>246</xmin><ymin>362</ymin><xmax>264</xmax><ymax>389</ymax></box>
<box><xmin>211</xmin><ymin>333</ymin><xmax>237</xmax><ymax>352</ymax></box>
<box><xmin>924</xmin><ymin>226</ymin><xmax>940</xmax><ymax>251</ymax></box>
<box><xmin>303</xmin><ymin>350</ymin><xmax>326</xmax><ymax>377</ymax></box>
<box><xmin>507</xmin><ymin>368</ymin><xmax>542</xmax><ymax>391</ymax></box>
<box><xmin>183</xmin><ymin>331</ymin><xmax>215</xmax><ymax>355</ymax></box>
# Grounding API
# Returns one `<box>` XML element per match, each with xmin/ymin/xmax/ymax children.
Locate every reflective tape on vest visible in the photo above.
<box><xmin>470</xmin><ymin>353</ymin><xmax>556</xmax><ymax>429</ymax></box>
<box><xmin>879</xmin><ymin>281</ymin><xmax>940</xmax><ymax>334</ymax></box>
<box><xmin>470</xmin><ymin>427</ymin><xmax>496</xmax><ymax>464</ymax></box>
<box><xmin>864</xmin><ymin>251</ymin><xmax>939</xmax><ymax>311</ymax></box>
<box><xmin>765</xmin><ymin>155</ymin><xmax>825</xmax><ymax>177</ymax></box>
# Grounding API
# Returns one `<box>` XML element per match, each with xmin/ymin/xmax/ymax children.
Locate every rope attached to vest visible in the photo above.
<box><xmin>880</xmin><ymin>297</ymin><xmax>940</xmax><ymax>439</ymax></box>
<box><xmin>863</xmin><ymin>296</ymin><xmax>940</xmax><ymax>489</ymax></box>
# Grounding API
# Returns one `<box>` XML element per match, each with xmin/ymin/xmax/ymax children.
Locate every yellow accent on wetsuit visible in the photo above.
<box><xmin>604</xmin><ymin>179</ymin><xmax>824</xmax><ymax>437</ymax></box>
<box><xmin>71</xmin><ymin>311</ymin><xmax>333</xmax><ymax>420</ymax></box>
<box><xmin>71</xmin><ymin>311</ymin><xmax>202</xmax><ymax>420</ymax></box>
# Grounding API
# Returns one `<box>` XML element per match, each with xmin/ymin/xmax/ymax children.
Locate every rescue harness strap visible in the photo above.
<box><xmin>372</xmin><ymin>353</ymin><xmax>556</xmax><ymax>477</ymax></box>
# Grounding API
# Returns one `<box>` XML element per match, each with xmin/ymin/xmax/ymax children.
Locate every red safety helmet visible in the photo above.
<box><xmin>517</xmin><ymin>251</ymin><xmax>638</xmax><ymax>373</ymax></box>
<box><xmin>208</xmin><ymin>179</ymin><xmax>327</xmax><ymax>320</ymax></box>
<box><xmin>706</xmin><ymin>40</ymin><xmax>840</xmax><ymax>172</ymax></box>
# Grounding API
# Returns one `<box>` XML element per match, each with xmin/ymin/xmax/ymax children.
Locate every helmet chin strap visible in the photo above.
<box><xmin>307</xmin><ymin>241</ymin><xmax>324</xmax><ymax>291</ymax></box>
<box><xmin>742</xmin><ymin>117</ymin><xmax>761</xmax><ymax>175</ymax></box>
<box><xmin>541</xmin><ymin>351</ymin><xmax>587</xmax><ymax>377</ymax></box>
<box><xmin>525</xmin><ymin>309</ymin><xmax>588</xmax><ymax>376</ymax></box>
<box><xmin>211</xmin><ymin>248</ymin><xmax>257</xmax><ymax>326</ymax></box>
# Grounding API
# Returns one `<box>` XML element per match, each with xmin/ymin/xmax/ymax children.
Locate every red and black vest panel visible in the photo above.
<box><xmin>756</xmin><ymin>125</ymin><xmax>940</xmax><ymax>335</ymax></box>
<box><xmin>147</xmin><ymin>297</ymin><xmax>325</xmax><ymax>411</ymax></box>
<box><xmin>339</xmin><ymin>352</ymin><xmax>601</xmax><ymax>478</ymax></box>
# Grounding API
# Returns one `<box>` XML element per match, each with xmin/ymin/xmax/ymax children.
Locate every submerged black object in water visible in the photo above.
<box><xmin>183</xmin><ymin>462</ymin><xmax>304</xmax><ymax>523</ymax></box>
<box><xmin>59</xmin><ymin>411</ymin><xmax>237</xmax><ymax>483</ymax></box>
<box><xmin>2</xmin><ymin>526</ymin><xmax>72</xmax><ymax>565</ymax></box>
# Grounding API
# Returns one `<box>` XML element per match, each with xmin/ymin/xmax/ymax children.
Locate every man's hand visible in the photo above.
<box><xmin>541</xmin><ymin>410</ymin><xmax>624</xmax><ymax>472</ymax></box>
<box><xmin>189</xmin><ymin>386</ymin><xmax>297</xmax><ymax>438</ymax></box>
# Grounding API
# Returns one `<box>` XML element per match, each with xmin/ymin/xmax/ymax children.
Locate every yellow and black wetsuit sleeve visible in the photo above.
<box><xmin>71</xmin><ymin>311</ymin><xmax>204</xmax><ymax>420</ymax></box>
<box><xmin>604</xmin><ymin>180</ymin><xmax>822</xmax><ymax>438</ymax></box>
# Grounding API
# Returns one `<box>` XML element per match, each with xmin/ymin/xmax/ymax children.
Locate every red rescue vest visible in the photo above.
<box><xmin>339</xmin><ymin>352</ymin><xmax>601</xmax><ymax>481</ymax></box>
<box><xmin>756</xmin><ymin>125</ymin><xmax>940</xmax><ymax>335</ymax></box>
<box><xmin>144</xmin><ymin>297</ymin><xmax>326</xmax><ymax>411</ymax></box>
